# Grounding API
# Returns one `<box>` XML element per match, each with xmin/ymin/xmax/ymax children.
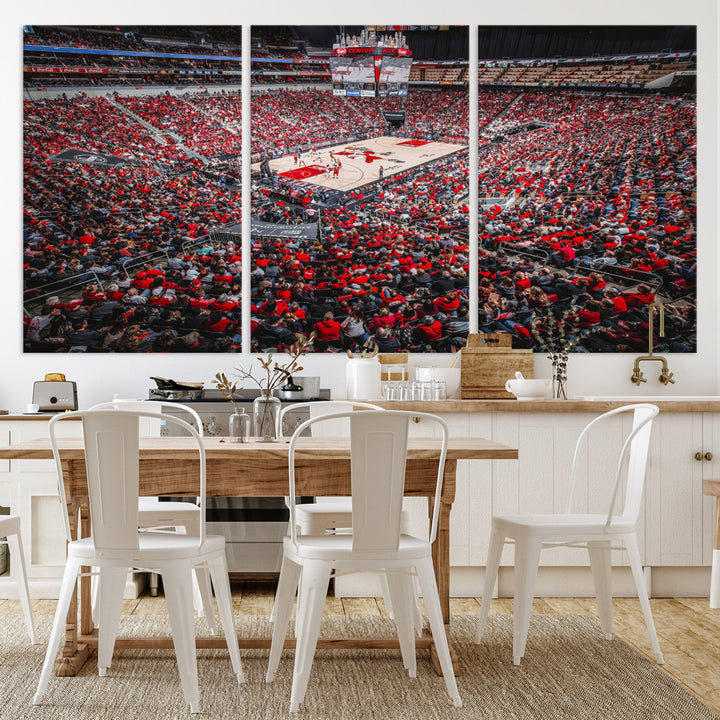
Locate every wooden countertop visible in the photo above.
<box><xmin>1</xmin><ymin>398</ymin><xmax>720</xmax><ymax>420</ymax></box>
<box><xmin>373</xmin><ymin>398</ymin><xmax>720</xmax><ymax>413</ymax></box>
<box><xmin>0</xmin><ymin>414</ymin><xmax>79</xmax><ymax>421</ymax></box>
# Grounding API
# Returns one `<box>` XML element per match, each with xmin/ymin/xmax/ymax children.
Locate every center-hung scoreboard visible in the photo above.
<box><xmin>330</xmin><ymin>46</ymin><xmax>412</xmax><ymax>97</ymax></box>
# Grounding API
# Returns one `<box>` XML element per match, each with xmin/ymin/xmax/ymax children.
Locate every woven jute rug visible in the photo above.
<box><xmin>0</xmin><ymin>614</ymin><xmax>715</xmax><ymax>719</ymax></box>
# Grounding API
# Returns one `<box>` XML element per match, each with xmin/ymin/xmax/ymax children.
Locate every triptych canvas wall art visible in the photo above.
<box><xmin>22</xmin><ymin>25</ymin><xmax>696</xmax><ymax>353</ymax></box>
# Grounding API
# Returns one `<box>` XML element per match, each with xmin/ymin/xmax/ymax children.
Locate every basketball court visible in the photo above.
<box><xmin>252</xmin><ymin>135</ymin><xmax>467</xmax><ymax>193</ymax></box>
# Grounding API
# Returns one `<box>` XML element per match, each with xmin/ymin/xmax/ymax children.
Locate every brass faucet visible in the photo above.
<box><xmin>630</xmin><ymin>301</ymin><xmax>675</xmax><ymax>386</ymax></box>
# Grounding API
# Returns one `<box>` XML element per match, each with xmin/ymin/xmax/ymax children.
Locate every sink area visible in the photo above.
<box><xmin>576</xmin><ymin>396</ymin><xmax>720</xmax><ymax>402</ymax></box>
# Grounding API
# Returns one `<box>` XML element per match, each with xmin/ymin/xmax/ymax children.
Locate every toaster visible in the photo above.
<box><xmin>32</xmin><ymin>381</ymin><xmax>78</xmax><ymax>412</ymax></box>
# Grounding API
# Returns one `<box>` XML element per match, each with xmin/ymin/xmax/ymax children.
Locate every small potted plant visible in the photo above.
<box><xmin>215</xmin><ymin>332</ymin><xmax>315</xmax><ymax>441</ymax></box>
<box><xmin>529</xmin><ymin>301</ymin><xmax>600</xmax><ymax>399</ymax></box>
<box><xmin>213</xmin><ymin>372</ymin><xmax>249</xmax><ymax>442</ymax></box>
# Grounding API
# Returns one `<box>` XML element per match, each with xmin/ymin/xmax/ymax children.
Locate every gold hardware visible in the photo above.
<box><xmin>630</xmin><ymin>302</ymin><xmax>675</xmax><ymax>386</ymax></box>
<box><xmin>705</xmin><ymin>452</ymin><xmax>714</xmax><ymax>461</ymax></box>
<box><xmin>695</xmin><ymin>452</ymin><xmax>703</xmax><ymax>461</ymax></box>
<box><xmin>412</xmin><ymin>416</ymin><xmax>421</xmax><ymax>424</ymax></box>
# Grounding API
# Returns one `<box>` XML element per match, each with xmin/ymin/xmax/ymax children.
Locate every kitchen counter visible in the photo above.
<box><xmin>3</xmin><ymin>399</ymin><xmax>720</xmax><ymax>418</ymax></box>
<box><xmin>0</xmin><ymin>414</ymin><xmax>78</xmax><ymax>421</ymax></box>
<box><xmin>373</xmin><ymin>398</ymin><xmax>720</xmax><ymax>413</ymax></box>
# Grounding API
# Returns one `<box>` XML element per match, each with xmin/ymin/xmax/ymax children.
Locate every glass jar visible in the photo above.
<box><xmin>253</xmin><ymin>394</ymin><xmax>281</xmax><ymax>442</ymax></box>
<box><xmin>228</xmin><ymin>409</ymin><xmax>250</xmax><ymax>443</ymax></box>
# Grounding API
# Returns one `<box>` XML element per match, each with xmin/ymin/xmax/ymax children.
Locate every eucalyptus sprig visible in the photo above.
<box><xmin>529</xmin><ymin>299</ymin><xmax>604</xmax><ymax>394</ymax></box>
<box><xmin>213</xmin><ymin>372</ymin><xmax>242</xmax><ymax>414</ymax></box>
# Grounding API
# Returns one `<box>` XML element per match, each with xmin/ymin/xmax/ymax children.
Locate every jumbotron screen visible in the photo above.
<box><xmin>331</xmin><ymin>46</ymin><xmax>411</xmax><ymax>97</ymax></box>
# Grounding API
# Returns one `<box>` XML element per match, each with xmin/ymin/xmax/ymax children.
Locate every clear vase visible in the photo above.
<box><xmin>553</xmin><ymin>374</ymin><xmax>568</xmax><ymax>400</ymax></box>
<box><xmin>551</xmin><ymin>354</ymin><xmax>568</xmax><ymax>399</ymax></box>
<box><xmin>228</xmin><ymin>410</ymin><xmax>250</xmax><ymax>443</ymax></box>
<box><xmin>253</xmin><ymin>395</ymin><xmax>281</xmax><ymax>442</ymax></box>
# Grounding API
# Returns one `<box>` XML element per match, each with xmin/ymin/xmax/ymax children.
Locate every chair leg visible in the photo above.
<box><xmin>289</xmin><ymin>559</ymin><xmax>332</xmax><ymax>713</ymax></box>
<box><xmin>6</xmin><ymin>531</ymin><xmax>37</xmax><ymax>644</ymax></box>
<box><xmin>193</xmin><ymin>565</ymin><xmax>217</xmax><ymax>636</ymax></box>
<box><xmin>34</xmin><ymin>556</ymin><xmax>82</xmax><ymax>705</ymax></box>
<box><xmin>711</xmin><ymin>549</ymin><xmax>720</xmax><ymax>610</ymax></box>
<box><xmin>91</xmin><ymin>567</ymin><xmax>100</xmax><ymax>627</ymax></box>
<box><xmin>415</xmin><ymin>557</ymin><xmax>461</xmax><ymax>707</ymax></box>
<box><xmin>379</xmin><ymin>571</ymin><xmax>394</xmax><ymax>618</ymax></box>
<box><xmin>512</xmin><ymin>536</ymin><xmax>542</xmax><ymax>666</ymax></box>
<box><xmin>624</xmin><ymin>533</ymin><xmax>664</xmax><ymax>664</ymax></box>
<box><xmin>587</xmin><ymin>541</ymin><xmax>614</xmax><ymax>640</ymax></box>
<box><xmin>267</xmin><ymin>554</ymin><xmax>302</xmax><ymax>682</ymax></box>
<box><xmin>206</xmin><ymin>554</ymin><xmax>244</xmax><ymax>683</ymax></box>
<box><xmin>412</xmin><ymin>573</ymin><xmax>424</xmax><ymax>637</ymax></box>
<box><xmin>96</xmin><ymin>566</ymin><xmax>128</xmax><ymax>676</ymax></box>
<box><xmin>162</xmin><ymin>562</ymin><xmax>201</xmax><ymax>713</ymax></box>
<box><xmin>385</xmin><ymin>568</ymin><xmax>416</xmax><ymax>677</ymax></box>
<box><xmin>269</xmin><ymin>552</ymin><xmax>301</xmax><ymax>626</ymax></box>
<box><xmin>180</xmin><ymin>517</ymin><xmax>217</xmax><ymax>627</ymax></box>
<box><xmin>476</xmin><ymin>528</ymin><xmax>504</xmax><ymax>643</ymax></box>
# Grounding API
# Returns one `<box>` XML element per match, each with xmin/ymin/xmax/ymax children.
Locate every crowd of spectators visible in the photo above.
<box><xmin>22</xmin><ymin>82</ymin><xmax>696</xmax><ymax>354</ymax></box>
<box><xmin>248</xmin><ymin>87</ymin><xmax>696</xmax><ymax>354</ymax></box>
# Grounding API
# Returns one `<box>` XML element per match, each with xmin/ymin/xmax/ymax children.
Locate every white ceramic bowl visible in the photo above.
<box><xmin>505</xmin><ymin>378</ymin><xmax>551</xmax><ymax>401</ymax></box>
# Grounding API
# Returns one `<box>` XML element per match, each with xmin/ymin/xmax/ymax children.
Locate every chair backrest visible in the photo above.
<box><xmin>287</xmin><ymin>410</ymin><xmax>448</xmax><ymax>551</ymax></box>
<box><xmin>90</xmin><ymin>398</ymin><xmax>204</xmax><ymax>436</ymax></box>
<box><xmin>565</xmin><ymin>404</ymin><xmax>659</xmax><ymax>526</ymax></box>
<box><xmin>48</xmin><ymin>409</ymin><xmax>206</xmax><ymax>550</ymax></box>
<box><xmin>279</xmin><ymin>400</ymin><xmax>383</xmax><ymax>438</ymax></box>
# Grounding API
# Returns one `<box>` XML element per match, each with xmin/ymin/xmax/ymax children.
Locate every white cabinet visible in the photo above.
<box><xmin>1</xmin><ymin>419</ymin><xmax>81</xmax><ymax>598</ymax></box>
<box><xmin>645</xmin><ymin>412</ymin><xmax>719</xmax><ymax>567</ymax></box>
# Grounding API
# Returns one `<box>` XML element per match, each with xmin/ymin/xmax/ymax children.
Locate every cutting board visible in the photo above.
<box><xmin>461</xmin><ymin>334</ymin><xmax>534</xmax><ymax>399</ymax></box>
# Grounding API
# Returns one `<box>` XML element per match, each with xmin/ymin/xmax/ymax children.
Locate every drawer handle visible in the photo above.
<box><xmin>705</xmin><ymin>452</ymin><xmax>714</xmax><ymax>462</ymax></box>
<box><xmin>695</xmin><ymin>452</ymin><xmax>703</xmax><ymax>461</ymax></box>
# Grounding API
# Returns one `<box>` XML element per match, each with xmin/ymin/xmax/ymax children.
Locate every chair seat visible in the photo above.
<box><xmin>138</xmin><ymin>498</ymin><xmax>200</xmax><ymax>514</ymax></box>
<box><xmin>138</xmin><ymin>500</ymin><xmax>201</xmax><ymax>527</ymax></box>
<box><xmin>67</xmin><ymin>532</ymin><xmax>226</xmax><ymax>563</ymax></box>
<box><xmin>295</xmin><ymin>501</ymin><xmax>413</xmax><ymax>535</ymax></box>
<box><xmin>286</xmin><ymin>533</ymin><xmax>431</xmax><ymax>562</ymax></box>
<box><xmin>493</xmin><ymin>513</ymin><xmax>637</xmax><ymax>538</ymax></box>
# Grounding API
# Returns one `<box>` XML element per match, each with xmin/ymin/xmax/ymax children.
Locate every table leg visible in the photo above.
<box><xmin>429</xmin><ymin>460</ymin><xmax>459</xmax><ymax>674</ymax></box>
<box><xmin>80</xmin><ymin>506</ymin><xmax>94</xmax><ymax>636</ymax></box>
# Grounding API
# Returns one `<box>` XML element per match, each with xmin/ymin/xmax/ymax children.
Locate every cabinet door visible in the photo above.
<box><xmin>11</xmin><ymin>474</ymin><xmax>67</xmax><ymax>576</ymax></box>
<box><xmin>645</xmin><ymin>413</ymin><xmax>704</xmax><ymax>566</ymax></box>
<box><xmin>0</xmin><ymin>429</ymin><xmax>10</xmax><ymax>506</ymax></box>
<box><xmin>702</xmin><ymin>413</ymin><xmax>720</xmax><ymax>565</ymax></box>
<box><xmin>9</xmin><ymin>420</ymin><xmax>81</xmax><ymax>580</ymax></box>
<box><xmin>404</xmin><ymin>412</ymin><xmax>487</xmax><ymax>565</ymax></box>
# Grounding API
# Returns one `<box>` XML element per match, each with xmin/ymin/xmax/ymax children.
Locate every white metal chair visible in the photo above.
<box><xmin>266</xmin><ymin>410</ymin><xmax>461</xmax><ymax>712</ymax></box>
<box><xmin>35</xmin><ymin>409</ymin><xmax>243</xmax><ymax>713</ymax></box>
<box><xmin>0</xmin><ymin>515</ymin><xmax>37</xmax><ymax>644</ymax></box>
<box><xmin>272</xmin><ymin>400</ymin><xmax>421</xmax><ymax>631</ymax></box>
<box><xmin>90</xmin><ymin>399</ymin><xmax>214</xmax><ymax>630</ymax></box>
<box><xmin>475</xmin><ymin>403</ymin><xmax>663</xmax><ymax>666</ymax></box>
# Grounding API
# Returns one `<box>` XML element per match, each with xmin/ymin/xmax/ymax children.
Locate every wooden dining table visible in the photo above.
<box><xmin>0</xmin><ymin>434</ymin><xmax>517</xmax><ymax>676</ymax></box>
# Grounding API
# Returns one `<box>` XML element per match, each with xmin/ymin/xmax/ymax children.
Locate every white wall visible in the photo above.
<box><xmin>2</xmin><ymin>0</ymin><xmax>718</xmax><ymax>412</ymax></box>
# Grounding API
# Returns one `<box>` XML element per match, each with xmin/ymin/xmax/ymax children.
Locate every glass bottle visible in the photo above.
<box><xmin>228</xmin><ymin>408</ymin><xmax>250</xmax><ymax>443</ymax></box>
<box><xmin>253</xmin><ymin>394</ymin><xmax>281</xmax><ymax>442</ymax></box>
